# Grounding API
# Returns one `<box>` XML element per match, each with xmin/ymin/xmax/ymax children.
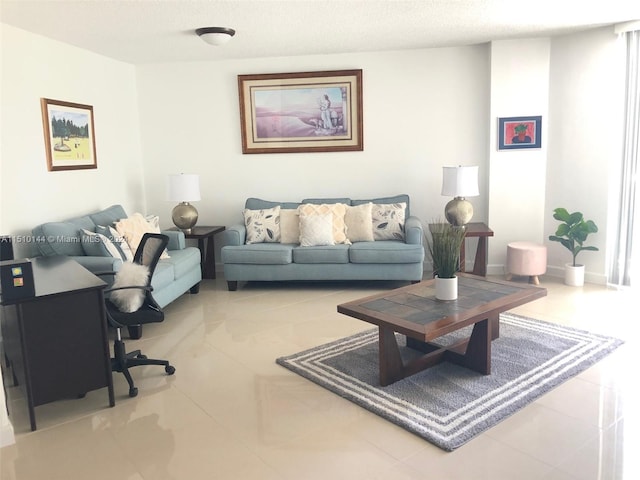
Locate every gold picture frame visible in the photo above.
<box><xmin>41</xmin><ymin>98</ymin><xmax>97</xmax><ymax>171</ymax></box>
<box><xmin>238</xmin><ymin>69</ymin><xmax>363</xmax><ymax>154</ymax></box>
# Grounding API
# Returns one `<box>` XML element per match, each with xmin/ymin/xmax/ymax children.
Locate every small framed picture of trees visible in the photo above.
<box><xmin>41</xmin><ymin>98</ymin><xmax>97</xmax><ymax>171</ymax></box>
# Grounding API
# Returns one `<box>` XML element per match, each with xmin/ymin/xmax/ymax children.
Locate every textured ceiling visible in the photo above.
<box><xmin>1</xmin><ymin>0</ymin><xmax>639</xmax><ymax>65</ymax></box>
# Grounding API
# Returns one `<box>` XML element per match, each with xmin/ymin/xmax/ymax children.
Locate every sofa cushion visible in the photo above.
<box><xmin>33</xmin><ymin>221</ymin><xmax>85</xmax><ymax>256</ymax></box>
<box><xmin>243</xmin><ymin>206</ymin><xmax>281</xmax><ymax>243</ymax></box>
<box><xmin>89</xmin><ymin>204</ymin><xmax>127</xmax><ymax>227</ymax></box>
<box><xmin>371</xmin><ymin>203</ymin><xmax>406</xmax><ymax>241</ymax></box>
<box><xmin>293</xmin><ymin>244</ymin><xmax>350</xmax><ymax>264</ymax></box>
<box><xmin>245</xmin><ymin>198</ymin><xmax>301</xmax><ymax>210</ymax></box>
<box><xmin>222</xmin><ymin>244</ymin><xmax>293</xmax><ymax>265</ymax></box>
<box><xmin>298</xmin><ymin>203</ymin><xmax>350</xmax><ymax>245</ymax></box>
<box><xmin>109</xmin><ymin>262</ymin><xmax>149</xmax><ymax>313</ymax></box>
<box><xmin>301</xmin><ymin>197</ymin><xmax>352</xmax><ymax>206</ymax></box>
<box><xmin>345</xmin><ymin>202</ymin><xmax>374</xmax><ymax>243</ymax></box>
<box><xmin>151</xmin><ymin>262</ymin><xmax>175</xmax><ymax>291</ymax></box>
<box><xmin>349</xmin><ymin>241</ymin><xmax>425</xmax><ymax>264</ymax></box>
<box><xmin>162</xmin><ymin>247</ymin><xmax>201</xmax><ymax>279</ymax></box>
<box><xmin>280</xmin><ymin>209</ymin><xmax>300</xmax><ymax>244</ymax></box>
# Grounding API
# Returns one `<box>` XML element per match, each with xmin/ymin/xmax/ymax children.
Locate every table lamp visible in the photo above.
<box><xmin>168</xmin><ymin>173</ymin><xmax>201</xmax><ymax>233</ymax></box>
<box><xmin>441</xmin><ymin>166</ymin><xmax>479</xmax><ymax>226</ymax></box>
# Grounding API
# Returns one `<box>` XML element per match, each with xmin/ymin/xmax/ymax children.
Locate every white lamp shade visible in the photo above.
<box><xmin>168</xmin><ymin>174</ymin><xmax>201</xmax><ymax>202</ymax></box>
<box><xmin>441</xmin><ymin>166</ymin><xmax>479</xmax><ymax>197</ymax></box>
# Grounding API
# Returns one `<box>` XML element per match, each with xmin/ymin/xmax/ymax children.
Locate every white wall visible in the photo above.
<box><xmin>545</xmin><ymin>27</ymin><xmax>625</xmax><ymax>284</ymax></box>
<box><xmin>487</xmin><ymin>38</ymin><xmax>550</xmax><ymax>274</ymax></box>
<box><xmin>136</xmin><ymin>47</ymin><xmax>491</xmax><ymax>240</ymax></box>
<box><xmin>0</xmin><ymin>24</ymin><xmax>146</xmax><ymax>259</ymax></box>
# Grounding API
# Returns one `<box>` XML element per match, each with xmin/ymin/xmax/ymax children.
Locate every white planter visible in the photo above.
<box><xmin>435</xmin><ymin>275</ymin><xmax>458</xmax><ymax>300</ymax></box>
<box><xmin>564</xmin><ymin>263</ymin><xmax>585</xmax><ymax>286</ymax></box>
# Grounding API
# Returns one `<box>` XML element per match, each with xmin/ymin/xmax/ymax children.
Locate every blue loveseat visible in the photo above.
<box><xmin>220</xmin><ymin>194</ymin><xmax>425</xmax><ymax>291</ymax></box>
<box><xmin>31</xmin><ymin>204</ymin><xmax>202</xmax><ymax>311</ymax></box>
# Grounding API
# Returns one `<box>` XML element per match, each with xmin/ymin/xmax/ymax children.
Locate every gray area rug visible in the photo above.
<box><xmin>276</xmin><ymin>313</ymin><xmax>624</xmax><ymax>451</ymax></box>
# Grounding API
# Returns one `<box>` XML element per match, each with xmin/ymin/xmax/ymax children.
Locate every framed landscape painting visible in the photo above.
<box><xmin>498</xmin><ymin>115</ymin><xmax>542</xmax><ymax>150</ymax></box>
<box><xmin>238</xmin><ymin>69</ymin><xmax>363</xmax><ymax>154</ymax></box>
<box><xmin>41</xmin><ymin>98</ymin><xmax>97</xmax><ymax>171</ymax></box>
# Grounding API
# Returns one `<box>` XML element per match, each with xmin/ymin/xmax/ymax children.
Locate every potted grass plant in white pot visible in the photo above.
<box><xmin>428</xmin><ymin>221</ymin><xmax>466</xmax><ymax>300</ymax></box>
<box><xmin>548</xmin><ymin>208</ymin><xmax>599</xmax><ymax>286</ymax></box>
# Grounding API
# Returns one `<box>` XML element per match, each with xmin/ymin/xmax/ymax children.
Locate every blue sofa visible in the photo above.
<box><xmin>31</xmin><ymin>204</ymin><xmax>202</xmax><ymax>311</ymax></box>
<box><xmin>220</xmin><ymin>194</ymin><xmax>425</xmax><ymax>291</ymax></box>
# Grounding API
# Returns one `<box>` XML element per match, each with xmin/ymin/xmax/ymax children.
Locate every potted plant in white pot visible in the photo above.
<box><xmin>427</xmin><ymin>221</ymin><xmax>466</xmax><ymax>300</ymax></box>
<box><xmin>548</xmin><ymin>208</ymin><xmax>599</xmax><ymax>286</ymax></box>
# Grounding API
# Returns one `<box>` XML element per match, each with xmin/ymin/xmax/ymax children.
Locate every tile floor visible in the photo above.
<box><xmin>0</xmin><ymin>275</ymin><xmax>638</xmax><ymax>480</ymax></box>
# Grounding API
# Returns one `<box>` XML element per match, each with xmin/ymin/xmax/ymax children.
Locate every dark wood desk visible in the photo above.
<box><xmin>0</xmin><ymin>256</ymin><xmax>114</xmax><ymax>431</ymax></box>
<box><xmin>168</xmin><ymin>226</ymin><xmax>225</xmax><ymax>279</ymax></box>
<box><xmin>460</xmin><ymin>222</ymin><xmax>494</xmax><ymax>276</ymax></box>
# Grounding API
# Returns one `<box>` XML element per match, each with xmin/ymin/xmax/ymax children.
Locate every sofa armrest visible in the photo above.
<box><xmin>161</xmin><ymin>230</ymin><xmax>185</xmax><ymax>250</ymax></box>
<box><xmin>70</xmin><ymin>255</ymin><xmax>123</xmax><ymax>274</ymax></box>
<box><xmin>405</xmin><ymin>216</ymin><xmax>424</xmax><ymax>245</ymax></box>
<box><xmin>220</xmin><ymin>224</ymin><xmax>246</xmax><ymax>247</ymax></box>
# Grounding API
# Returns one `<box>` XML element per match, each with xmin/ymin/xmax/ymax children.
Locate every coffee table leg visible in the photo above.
<box><xmin>378</xmin><ymin>326</ymin><xmax>404</xmax><ymax>386</ymax></box>
<box><xmin>463</xmin><ymin>318</ymin><xmax>491</xmax><ymax>375</ymax></box>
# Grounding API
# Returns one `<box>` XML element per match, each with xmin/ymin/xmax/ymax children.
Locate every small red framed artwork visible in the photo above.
<box><xmin>498</xmin><ymin>116</ymin><xmax>542</xmax><ymax>150</ymax></box>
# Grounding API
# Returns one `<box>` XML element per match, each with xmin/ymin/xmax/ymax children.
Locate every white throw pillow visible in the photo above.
<box><xmin>299</xmin><ymin>213</ymin><xmax>335</xmax><ymax>247</ymax></box>
<box><xmin>297</xmin><ymin>203</ymin><xmax>350</xmax><ymax>245</ymax></box>
<box><xmin>371</xmin><ymin>203</ymin><xmax>406</xmax><ymax>240</ymax></box>
<box><xmin>109</xmin><ymin>262</ymin><xmax>150</xmax><ymax>313</ymax></box>
<box><xmin>345</xmin><ymin>203</ymin><xmax>374</xmax><ymax>242</ymax></box>
<box><xmin>243</xmin><ymin>206</ymin><xmax>281</xmax><ymax>244</ymax></box>
<box><xmin>280</xmin><ymin>209</ymin><xmax>300</xmax><ymax>244</ymax></box>
<box><xmin>114</xmin><ymin>213</ymin><xmax>170</xmax><ymax>259</ymax></box>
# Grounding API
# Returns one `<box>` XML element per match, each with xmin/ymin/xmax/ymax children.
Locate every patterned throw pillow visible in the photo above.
<box><xmin>80</xmin><ymin>229</ymin><xmax>123</xmax><ymax>258</ymax></box>
<box><xmin>243</xmin><ymin>206</ymin><xmax>281</xmax><ymax>244</ymax></box>
<box><xmin>299</xmin><ymin>213</ymin><xmax>335</xmax><ymax>246</ymax></box>
<box><xmin>96</xmin><ymin>225</ymin><xmax>134</xmax><ymax>261</ymax></box>
<box><xmin>298</xmin><ymin>203</ymin><xmax>350</xmax><ymax>245</ymax></box>
<box><xmin>371</xmin><ymin>203</ymin><xmax>406</xmax><ymax>240</ymax></box>
<box><xmin>345</xmin><ymin>202</ymin><xmax>374</xmax><ymax>242</ymax></box>
<box><xmin>279</xmin><ymin>209</ymin><xmax>300</xmax><ymax>244</ymax></box>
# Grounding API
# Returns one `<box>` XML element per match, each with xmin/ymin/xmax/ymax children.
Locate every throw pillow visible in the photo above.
<box><xmin>114</xmin><ymin>213</ymin><xmax>170</xmax><ymax>258</ymax></box>
<box><xmin>298</xmin><ymin>203</ymin><xmax>350</xmax><ymax>245</ymax></box>
<box><xmin>280</xmin><ymin>209</ymin><xmax>300</xmax><ymax>244</ymax></box>
<box><xmin>95</xmin><ymin>225</ymin><xmax>134</xmax><ymax>261</ymax></box>
<box><xmin>371</xmin><ymin>202</ymin><xmax>406</xmax><ymax>240</ymax></box>
<box><xmin>109</xmin><ymin>262</ymin><xmax>150</xmax><ymax>313</ymax></box>
<box><xmin>80</xmin><ymin>229</ymin><xmax>122</xmax><ymax>258</ymax></box>
<box><xmin>299</xmin><ymin>213</ymin><xmax>335</xmax><ymax>247</ymax></box>
<box><xmin>243</xmin><ymin>206</ymin><xmax>281</xmax><ymax>244</ymax></box>
<box><xmin>345</xmin><ymin>202</ymin><xmax>374</xmax><ymax>242</ymax></box>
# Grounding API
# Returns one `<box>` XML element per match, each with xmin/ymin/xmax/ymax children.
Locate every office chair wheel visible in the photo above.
<box><xmin>136</xmin><ymin>354</ymin><xmax>147</xmax><ymax>359</ymax></box>
<box><xmin>129</xmin><ymin>387</ymin><xmax>138</xmax><ymax>398</ymax></box>
<box><xmin>165</xmin><ymin>365</ymin><xmax>176</xmax><ymax>375</ymax></box>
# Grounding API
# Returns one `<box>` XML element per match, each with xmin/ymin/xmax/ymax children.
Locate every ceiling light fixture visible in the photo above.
<box><xmin>195</xmin><ymin>27</ymin><xmax>236</xmax><ymax>46</ymax></box>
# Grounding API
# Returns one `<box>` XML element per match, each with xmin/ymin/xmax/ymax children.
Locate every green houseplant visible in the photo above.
<box><xmin>548</xmin><ymin>208</ymin><xmax>598</xmax><ymax>286</ymax></box>
<box><xmin>427</xmin><ymin>221</ymin><xmax>466</xmax><ymax>299</ymax></box>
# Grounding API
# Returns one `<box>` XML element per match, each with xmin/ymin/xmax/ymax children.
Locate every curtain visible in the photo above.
<box><xmin>609</xmin><ymin>30</ymin><xmax>640</xmax><ymax>287</ymax></box>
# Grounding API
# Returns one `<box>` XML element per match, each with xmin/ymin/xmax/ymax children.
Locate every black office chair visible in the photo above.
<box><xmin>102</xmin><ymin>233</ymin><xmax>175</xmax><ymax>397</ymax></box>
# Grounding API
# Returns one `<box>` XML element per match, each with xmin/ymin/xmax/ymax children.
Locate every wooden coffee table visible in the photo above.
<box><xmin>337</xmin><ymin>274</ymin><xmax>546</xmax><ymax>386</ymax></box>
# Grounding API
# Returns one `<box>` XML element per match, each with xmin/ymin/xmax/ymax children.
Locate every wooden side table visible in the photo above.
<box><xmin>460</xmin><ymin>222</ymin><xmax>494</xmax><ymax>276</ymax></box>
<box><xmin>168</xmin><ymin>226</ymin><xmax>225</xmax><ymax>279</ymax></box>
